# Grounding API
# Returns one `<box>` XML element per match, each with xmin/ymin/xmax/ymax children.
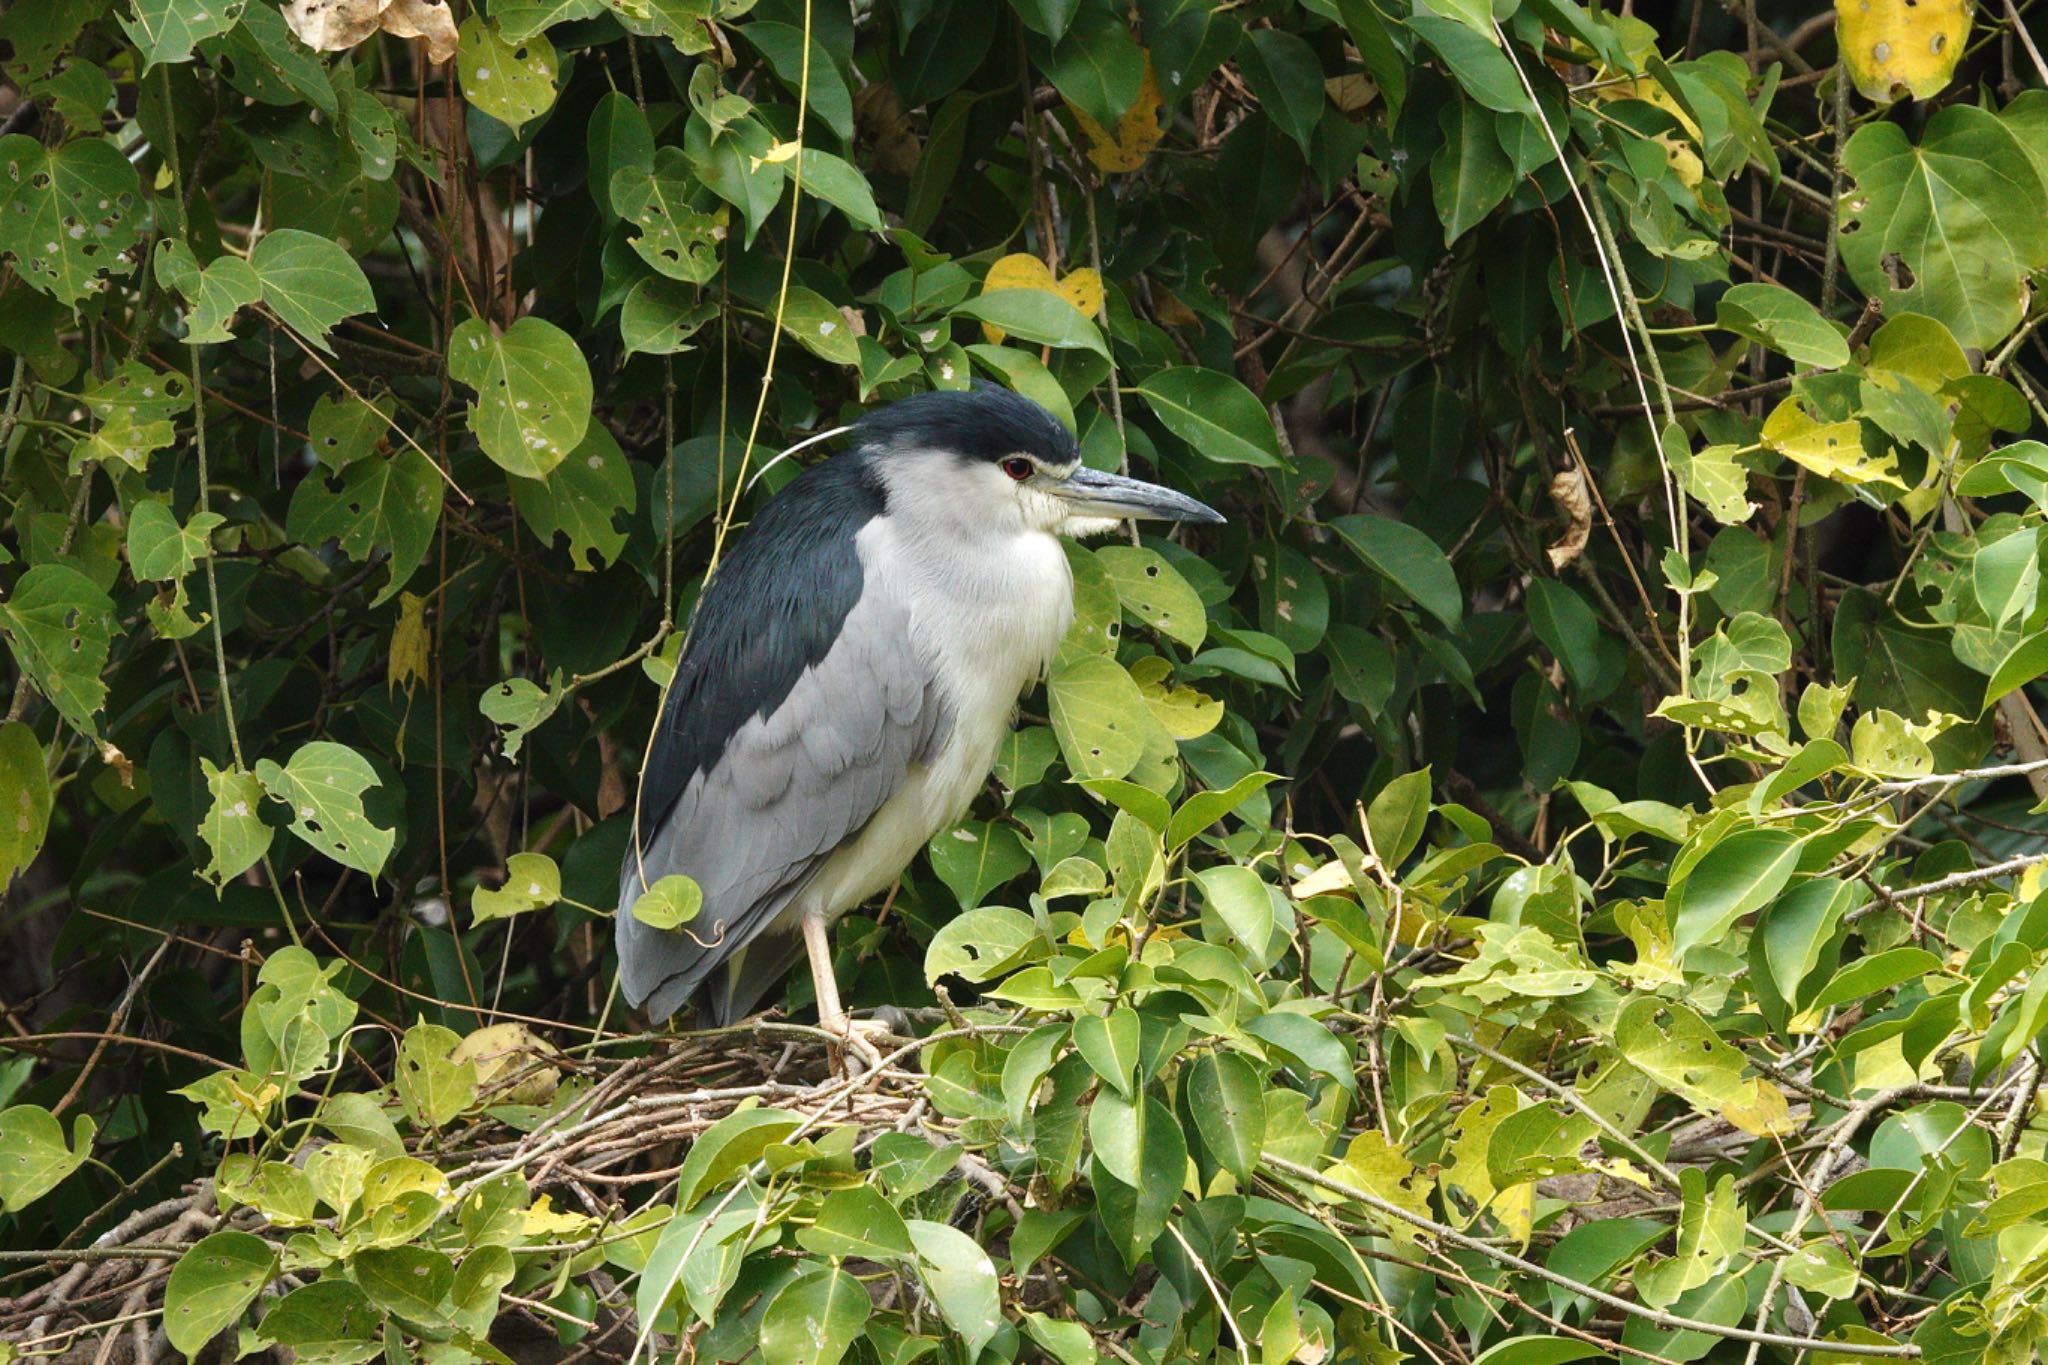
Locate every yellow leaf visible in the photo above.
<box><xmin>1057</xmin><ymin>267</ymin><xmax>1103</xmax><ymax>320</ymax></box>
<box><xmin>1068</xmin><ymin>50</ymin><xmax>1165</xmax><ymax>174</ymax></box>
<box><xmin>1762</xmin><ymin>396</ymin><xmax>1906</xmax><ymax>490</ymax></box>
<box><xmin>387</xmin><ymin>590</ymin><xmax>431</xmax><ymax>694</ymax></box>
<box><xmin>1130</xmin><ymin>655</ymin><xmax>1221</xmax><ymax>740</ymax></box>
<box><xmin>977</xmin><ymin>255</ymin><xmax>1105</xmax><ymax>344</ymax></box>
<box><xmin>1838</xmin><ymin>0</ymin><xmax>1972</xmax><ymax>103</ymax></box>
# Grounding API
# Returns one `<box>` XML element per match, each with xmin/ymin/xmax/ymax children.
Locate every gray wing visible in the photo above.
<box><xmin>617</xmin><ymin>579</ymin><xmax>947</xmax><ymax>1024</ymax></box>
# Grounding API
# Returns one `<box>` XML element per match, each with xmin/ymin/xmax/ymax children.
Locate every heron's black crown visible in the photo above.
<box><xmin>853</xmin><ymin>383</ymin><xmax>1078</xmax><ymax>467</ymax></box>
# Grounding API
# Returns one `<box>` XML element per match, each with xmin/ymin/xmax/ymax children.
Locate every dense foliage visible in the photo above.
<box><xmin>5</xmin><ymin>0</ymin><xmax>2048</xmax><ymax>1359</ymax></box>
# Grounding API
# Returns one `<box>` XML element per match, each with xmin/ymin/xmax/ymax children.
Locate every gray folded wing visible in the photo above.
<box><xmin>617</xmin><ymin>579</ymin><xmax>945</xmax><ymax>1024</ymax></box>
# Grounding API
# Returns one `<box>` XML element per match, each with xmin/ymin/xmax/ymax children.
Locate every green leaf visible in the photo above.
<box><xmin>674</xmin><ymin>1107</ymin><xmax>802</xmax><ymax>1210</ymax></box>
<box><xmin>1072</xmin><ymin>1007</ymin><xmax>1141</xmax><ymax>1096</ymax></box>
<box><xmin>127</xmin><ymin>499</ymin><xmax>222</xmax><ymax>580</ymax></box>
<box><xmin>458</xmin><ymin>16</ymin><xmax>559</xmax><ymax>128</ymax></box>
<box><xmin>1804</xmin><ymin>948</ymin><xmax>1941</xmax><ymax>1016</ymax></box>
<box><xmin>248</xmin><ymin>229</ymin><xmax>375</xmax><ymax>353</ymax></box>
<box><xmin>759</xmin><ymin>1267</ymin><xmax>871</xmax><ymax>1365</ymax></box>
<box><xmin>907</xmin><ymin>1219</ymin><xmax>1003</xmax><ymax>1358</ymax></box>
<box><xmin>154</xmin><ymin>239</ymin><xmax>262</xmax><ymax>344</ymax></box>
<box><xmin>586</xmin><ymin>89</ymin><xmax>655</xmax><ymax>220</ymax></box>
<box><xmin>121</xmin><ymin>0</ymin><xmax>246</xmax><ymax>65</ymax></box>
<box><xmin>1196</xmin><ymin>864</ymin><xmax>1277</xmax><ymax>957</ymax></box>
<box><xmin>1187</xmin><ymin>1051</ymin><xmax>1264</xmax><ymax>1184</ymax></box>
<box><xmin>796</xmin><ymin>1185</ymin><xmax>916</xmax><ymax>1260</ymax></box>
<box><xmin>254</xmin><ymin>741</ymin><xmax>396</xmax><ymax>876</ymax></box>
<box><xmin>494</xmin><ymin>0</ymin><xmax>603</xmax><ymax>41</ymax></box>
<box><xmin>1168</xmin><ymin>772</ymin><xmax>1281</xmax><ymax>852</ymax></box>
<box><xmin>447</xmin><ymin>316</ymin><xmax>593</xmax><ymax>479</ymax></box>
<box><xmin>1714</xmin><ymin>282</ymin><xmax>1850</xmax><ymax>369</ymax></box>
<box><xmin>1330</xmin><ymin>515</ymin><xmax>1464</xmax><ymax>628</ymax></box>
<box><xmin>1433</xmin><ymin>96</ymin><xmax>1514</xmax><ymax>245</ymax></box>
<box><xmin>628</xmin><ymin>874</ymin><xmax>703</xmax><ymax>929</ymax></box>
<box><xmin>1525</xmin><ymin>579</ymin><xmax>1602</xmax><ymax>695</ymax></box>
<box><xmin>0</xmin><ymin>1104</ymin><xmax>94</xmax><ymax>1211</ymax></box>
<box><xmin>0</xmin><ymin>563</ymin><xmax>114</xmax><ymax>736</ymax></box>
<box><xmin>785</xmin><ymin>147</ymin><xmax>882</xmax><ymax>231</ymax></box>
<box><xmin>510</xmin><ymin>423</ymin><xmax>636</xmax><ymax>571</ymax></box>
<box><xmin>1131</xmin><ymin>367</ymin><xmax>1283</xmax><ymax>468</ymax></box>
<box><xmin>1239</xmin><ymin>28</ymin><xmax>1325</xmax><ymax>152</ymax></box>
<box><xmin>1244</xmin><ymin>1012</ymin><xmax>1355</xmax><ymax>1092</ymax></box>
<box><xmin>743</xmin><ymin>21</ymin><xmax>856</xmax><ymax>143</ymax></box>
<box><xmin>1047</xmin><ymin>653</ymin><xmax>1170</xmax><ymax>782</ymax></box>
<box><xmin>165</xmin><ymin>1231</ymin><xmax>276</xmax><ymax>1355</ymax></box>
<box><xmin>353</xmin><ymin>1246</ymin><xmax>454</xmax><ymax>1324</ymax></box>
<box><xmin>950</xmin><ymin>290</ymin><xmax>1110</xmax><ymax>359</ymax></box>
<box><xmin>1366</xmin><ymin>767</ymin><xmax>1433</xmax><ymax>867</ymax></box>
<box><xmin>1041</xmin><ymin>6</ymin><xmax>1143</xmax><ymax>129</ymax></box>
<box><xmin>198</xmin><ymin>759</ymin><xmax>272</xmax><ymax>887</ymax></box>
<box><xmin>779</xmin><ymin>285</ymin><xmax>863</xmax><ymax>366</ymax></box>
<box><xmin>1837</xmin><ymin>106</ymin><xmax>2048</xmax><ymax>350</ymax></box>
<box><xmin>621</xmin><ymin>276</ymin><xmax>718</xmax><ymax>357</ymax></box>
<box><xmin>306</xmin><ymin>389</ymin><xmax>392</xmax><ymax>470</ymax></box>
<box><xmin>479</xmin><ymin>674</ymin><xmax>566</xmax><ymax>761</ymax></box>
<box><xmin>0</xmin><ymin>724</ymin><xmax>53</xmax><ymax>886</ymax></box>
<box><xmin>1470</xmin><ymin>1339</ymin><xmax>1611</xmax><ymax>1365</ymax></box>
<box><xmin>925</xmin><ymin>906</ymin><xmax>1040</xmax><ymax>984</ymax></box>
<box><xmin>1096</xmin><ymin>545</ymin><xmax>1207</xmax><ymax>648</ymax></box>
<box><xmin>394</xmin><ymin>1020</ymin><xmax>479</xmax><ymax>1130</ymax></box>
<box><xmin>928</xmin><ymin>819</ymin><xmax>1031</xmax><ymax>910</ymax></box>
<box><xmin>1668</xmin><ymin>827</ymin><xmax>1802</xmax><ymax>962</ymax></box>
<box><xmin>286</xmin><ymin>448</ymin><xmax>441</xmax><ymax>606</ymax></box>
<box><xmin>611</xmin><ymin>148</ymin><xmax>726</xmax><ymax>283</ymax></box>
<box><xmin>472</xmin><ymin>851</ymin><xmax>562</xmax><ymax>924</ymax></box>
<box><xmin>256</xmin><ymin>1279</ymin><xmax>381</xmax><ymax>1361</ymax></box>
<box><xmin>0</xmin><ymin>134</ymin><xmax>144</xmax><ymax>305</ymax></box>
<box><xmin>1616</xmin><ymin>998</ymin><xmax>1790</xmax><ymax>1136</ymax></box>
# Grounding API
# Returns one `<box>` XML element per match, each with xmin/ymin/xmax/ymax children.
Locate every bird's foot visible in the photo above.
<box><xmin>820</xmin><ymin>1012</ymin><xmax>899</xmax><ymax>1078</ymax></box>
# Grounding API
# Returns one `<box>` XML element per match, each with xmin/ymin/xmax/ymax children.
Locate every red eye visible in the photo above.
<box><xmin>1001</xmin><ymin>457</ymin><xmax>1033</xmax><ymax>482</ymax></box>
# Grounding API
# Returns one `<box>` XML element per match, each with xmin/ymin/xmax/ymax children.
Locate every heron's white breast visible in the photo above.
<box><xmin>793</xmin><ymin>506</ymin><xmax>1073</xmax><ymax>921</ymax></box>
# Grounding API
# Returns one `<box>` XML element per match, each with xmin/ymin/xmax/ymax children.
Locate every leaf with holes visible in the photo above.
<box><xmin>1096</xmin><ymin>545</ymin><xmax>1206</xmax><ymax>648</ymax></box>
<box><xmin>394</xmin><ymin>1020</ymin><xmax>478</xmax><ymax>1130</ymax></box>
<box><xmin>479</xmin><ymin>673</ymin><xmax>565</xmax><ymax>761</ymax></box>
<box><xmin>457</xmin><ymin>16</ymin><xmax>558</xmax><ymax>129</ymax></box>
<box><xmin>509</xmin><ymin>424</ymin><xmax>636</xmax><ymax>571</ymax></box>
<box><xmin>164</xmin><ymin>1231</ymin><xmax>276</xmax><ymax>1354</ymax></box>
<box><xmin>1615</xmin><ymin>997</ymin><xmax>1793</xmax><ymax>1136</ymax></box>
<box><xmin>1837</xmin><ymin>106</ymin><xmax>2048</xmax><ymax>351</ymax></box>
<box><xmin>472</xmin><ymin>851</ymin><xmax>562</xmax><ymax>924</ymax></box>
<box><xmin>610</xmin><ymin>148</ymin><xmax>725</xmax><ymax>283</ymax></box>
<box><xmin>255</xmin><ymin>741</ymin><xmax>395</xmax><ymax>877</ymax></box>
<box><xmin>0</xmin><ymin>134</ymin><xmax>143</xmax><ymax>305</ymax></box>
<box><xmin>1839</xmin><ymin>0</ymin><xmax>1972</xmax><ymax>102</ymax></box>
<box><xmin>1762</xmin><ymin>395</ymin><xmax>1905</xmax><ymax>492</ymax></box>
<box><xmin>286</xmin><ymin>448</ymin><xmax>441</xmax><ymax>605</ymax></box>
<box><xmin>621</xmin><ymin>277</ymin><xmax>718</xmax><ymax>356</ymax></box>
<box><xmin>778</xmin><ymin>286</ymin><xmax>862</xmax><ymax>367</ymax></box>
<box><xmin>199</xmin><ymin>759</ymin><xmax>272</xmax><ymax>887</ymax></box>
<box><xmin>121</xmin><ymin>0</ymin><xmax>247</xmax><ymax>66</ymax></box>
<box><xmin>1047</xmin><ymin>653</ymin><xmax>1171</xmax><ymax>782</ymax></box>
<box><xmin>354</xmin><ymin>1245</ymin><xmax>454</xmax><ymax>1324</ymax></box>
<box><xmin>0</xmin><ymin>563</ymin><xmax>113</xmax><ymax>737</ymax></box>
<box><xmin>447</xmin><ymin>316</ymin><xmax>591</xmax><ymax>479</ymax></box>
<box><xmin>307</xmin><ymin>389</ymin><xmax>391</xmax><ymax>470</ymax></box>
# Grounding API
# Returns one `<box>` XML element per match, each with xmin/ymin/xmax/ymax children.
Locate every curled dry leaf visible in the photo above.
<box><xmin>1545</xmin><ymin>465</ymin><xmax>1592</xmax><ymax>571</ymax></box>
<box><xmin>282</xmin><ymin>0</ymin><xmax>457</xmax><ymax>63</ymax></box>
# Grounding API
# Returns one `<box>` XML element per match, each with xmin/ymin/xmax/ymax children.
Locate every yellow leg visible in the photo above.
<box><xmin>802</xmin><ymin>910</ymin><xmax>885</xmax><ymax>1072</ymax></box>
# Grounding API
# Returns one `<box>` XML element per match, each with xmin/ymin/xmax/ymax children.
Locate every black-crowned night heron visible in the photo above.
<box><xmin>616</xmin><ymin>385</ymin><xmax>1224</xmax><ymax>1046</ymax></box>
